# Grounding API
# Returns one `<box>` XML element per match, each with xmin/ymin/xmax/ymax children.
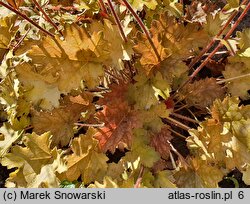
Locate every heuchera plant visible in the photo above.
<box><xmin>0</xmin><ymin>0</ymin><xmax>250</xmax><ymax>188</ymax></box>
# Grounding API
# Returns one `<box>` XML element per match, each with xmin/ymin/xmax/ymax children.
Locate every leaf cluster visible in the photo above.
<box><xmin>0</xmin><ymin>0</ymin><xmax>250</xmax><ymax>188</ymax></box>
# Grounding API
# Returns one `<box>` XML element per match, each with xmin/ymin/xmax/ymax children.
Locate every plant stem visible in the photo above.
<box><xmin>217</xmin><ymin>73</ymin><xmax>250</xmax><ymax>84</ymax></box>
<box><xmin>188</xmin><ymin>12</ymin><xmax>236</xmax><ymax>69</ymax></box>
<box><xmin>169</xmin><ymin>151</ymin><xmax>177</xmax><ymax>169</ymax></box>
<box><xmin>98</xmin><ymin>0</ymin><xmax>108</xmax><ymax>14</ymax></box>
<box><xmin>13</xmin><ymin>27</ymin><xmax>31</xmax><ymax>52</ymax></box>
<box><xmin>171</xmin><ymin>112</ymin><xmax>199</xmax><ymax>124</ymax></box>
<box><xmin>134</xmin><ymin>165</ymin><xmax>145</xmax><ymax>188</ymax></box>
<box><xmin>166</xmin><ymin>117</ymin><xmax>191</xmax><ymax>131</ymax></box>
<box><xmin>0</xmin><ymin>1</ymin><xmax>54</xmax><ymax>37</ymax></box>
<box><xmin>74</xmin><ymin>123</ymin><xmax>105</xmax><ymax>127</ymax></box>
<box><xmin>168</xmin><ymin>128</ymin><xmax>186</xmax><ymax>139</ymax></box>
<box><xmin>188</xmin><ymin>0</ymin><xmax>248</xmax><ymax>69</ymax></box>
<box><xmin>168</xmin><ymin>141</ymin><xmax>189</xmax><ymax>167</ymax></box>
<box><xmin>176</xmin><ymin>1</ymin><xmax>250</xmax><ymax>93</ymax></box>
<box><xmin>32</xmin><ymin>0</ymin><xmax>63</xmax><ymax>36</ymax></box>
<box><xmin>107</xmin><ymin>0</ymin><xmax>127</xmax><ymax>42</ymax></box>
<box><xmin>173</xmin><ymin>104</ymin><xmax>188</xmax><ymax>113</ymax></box>
<box><xmin>121</xmin><ymin>0</ymin><xmax>161</xmax><ymax>62</ymax></box>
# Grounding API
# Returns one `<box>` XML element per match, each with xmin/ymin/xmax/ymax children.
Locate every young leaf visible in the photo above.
<box><xmin>204</xmin><ymin>13</ymin><xmax>224</xmax><ymax>37</ymax></box>
<box><xmin>237</xmin><ymin>29</ymin><xmax>250</xmax><ymax>51</ymax></box>
<box><xmin>128</xmin><ymin>0</ymin><xmax>158</xmax><ymax>11</ymax></box>
<box><xmin>212</xmin><ymin>97</ymin><xmax>250</xmax><ymax>151</ymax></box>
<box><xmin>225</xmin><ymin>0</ymin><xmax>239</xmax><ymax>9</ymax></box>
<box><xmin>123</xmin><ymin>128</ymin><xmax>160</xmax><ymax>168</ymax></box>
<box><xmin>223</xmin><ymin>55</ymin><xmax>250</xmax><ymax>100</ymax></box>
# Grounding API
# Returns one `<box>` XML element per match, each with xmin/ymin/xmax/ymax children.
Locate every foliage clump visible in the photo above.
<box><xmin>0</xmin><ymin>0</ymin><xmax>250</xmax><ymax>188</ymax></box>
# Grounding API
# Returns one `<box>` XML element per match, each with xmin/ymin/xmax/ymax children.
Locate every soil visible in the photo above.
<box><xmin>0</xmin><ymin>164</ymin><xmax>11</xmax><ymax>188</ymax></box>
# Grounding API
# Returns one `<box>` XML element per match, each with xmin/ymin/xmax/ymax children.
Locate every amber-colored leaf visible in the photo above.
<box><xmin>102</xmin><ymin>20</ymin><xmax>133</xmax><ymax>70</ymax></box>
<box><xmin>31</xmin><ymin>97</ymin><xmax>90</xmax><ymax>147</ymax></box>
<box><xmin>65</xmin><ymin>128</ymin><xmax>108</xmax><ymax>184</ymax></box>
<box><xmin>1</xmin><ymin>132</ymin><xmax>66</xmax><ymax>187</ymax></box>
<box><xmin>16</xmin><ymin>24</ymin><xmax>104</xmax><ymax>95</ymax></box>
<box><xmin>0</xmin><ymin>123</ymin><xmax>22</xmax><ymax>157</ymax></box>
<box><xmin>6</xmin><ymin>0</ymin><xmax>24</xmax><ymax>9</ymax></box>
<box><xmin>94</xmin><ymin>84</ymin><xmax>143</xmax><ymax>153</ymax></box>
<box><xmin>0</xmin><ymin>15</ymin><xmax>16</xmax><ymax>62</ymax></box>
<box><xmin>88</xmin><ymin>176</ymin><xmax>119</xmax><ymax>188</ymax></box>
<box><xmin>134</xmin><ymin>11</ymin><xmax>209</xmax><ymax>76</ymax></box>
<box><xmin>133</xmin><ymin>32</ymin><xmax>171</xmax><ymax>74</ymax></box>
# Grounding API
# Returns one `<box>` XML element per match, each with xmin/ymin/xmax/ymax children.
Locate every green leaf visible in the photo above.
<box><xmin>128</xmin><ymin>72</ymin><xmax>170</xmax><ymax>110</ymax></box>
<box><xmin>226</xmin><ymin>0</ymin><xmax>239</xmax><ymax>8</ymax></box>
<box><xmin>129</xmin><ymin>0</ymin><xmax>158</xmax><ymax>11</ymax></box>
<box><xmin>154</xmin><ymin>170</ymin><xmax>176</xmax><ymax>187</ymax></box>
<box><xmin>237</xmin><ymin>29</ymin><xmax>250</xmax><ymax>51</ymax></box>
<box><xmin>212</xmin><ymin>97</ymin><xmax>250</xmax><ymax>151</ymax></box>
<box><xmin>124</xmin><ymin>129</ymin><xmax>160</xmax><ymax>168</ymax></box>
<box><xmin>223</xmin><ymin>56</ymin><xmax>250</xmax><ymax>100</ymax></box>
<box><xmin>204</xmin><ymin>13</ymin><xmax>224</xmax><ymax>37</ymax></box>
<box><xmin>174</xmin><ymin>157</ymin><xmax>224</xmax><ymax>188</ymax></box>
